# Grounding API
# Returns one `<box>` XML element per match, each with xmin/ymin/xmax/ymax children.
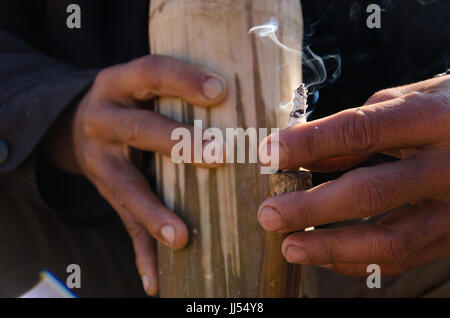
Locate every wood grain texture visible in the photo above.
<box><xmin>149</xmin><ymin>0</ymin><xmax>304</xmax><ymax>297</ymax></box>
<box><xmin>258</xmin><ymin>170</ymin><xmax>312</xmax><ymax>297</ymax></box>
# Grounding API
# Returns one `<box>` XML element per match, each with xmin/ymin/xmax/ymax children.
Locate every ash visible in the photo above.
<box><xmin>288</xmin><ymin>84</ymin><xmax>309</xmax><ymax>127</ymax></box>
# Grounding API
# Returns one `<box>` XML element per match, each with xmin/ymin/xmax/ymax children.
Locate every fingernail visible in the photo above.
<box><xmin>142</xmin><ymin>275</ymin><xmax>151</xmax><ymax>293</ymax></box>
<box><xmin>259</xmin><ymin>206</ymin><xmax>283</xmax><ymax>231</ymax></box>
<box><xmin>285</xmin><ymin>245</ymin><xmax>308</xmax><ymax>263</ymax></box>
<box><xmin>161</xmin><ymin>224</ymin><xmax>176</xmax><ymax>247</ymax></box>
<box><xmin>202</xmin><ymin>77</ymin><xmax>224</xmax><ymax>100</ymax></box>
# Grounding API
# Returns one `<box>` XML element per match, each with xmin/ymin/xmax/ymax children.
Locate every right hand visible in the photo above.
<box><xmin>56</xmin><ymin>55</ymin><xmax>227</xmax><ymax>295</ymax></box>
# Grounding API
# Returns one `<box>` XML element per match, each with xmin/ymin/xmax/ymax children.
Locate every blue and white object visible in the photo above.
<box><xmin>20</xmin><ymin>270</ymin><xmax>77</xmax><ymax>298</ymax></box>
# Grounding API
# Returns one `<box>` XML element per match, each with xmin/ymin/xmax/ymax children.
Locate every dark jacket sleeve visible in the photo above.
<box><xmin>0</xmin><ymin>30</ymin><xmax>97</xmax><ymax>173</ymax></box>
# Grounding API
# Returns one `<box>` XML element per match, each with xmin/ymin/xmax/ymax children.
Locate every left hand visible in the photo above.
<box><xmin>258</xmin><ymin>75</ymin><xmax>450</xmax><ymax>276</ymax></box>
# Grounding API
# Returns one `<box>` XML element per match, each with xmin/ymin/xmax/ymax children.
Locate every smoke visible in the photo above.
<box><xmin>249</xmin><ymin>16</ymin><xmax>341</xmax><ymax>98</ymax></box>
<box><xmin>303</xmin><ymin>46</ymin><xmax>341</xmax><ymax>89</ymax></box>
<box><xmin>416</xmin><ymin>0</ymin><xmax>439</xmax><ymax>5</ymax></box>
<box><xmin>249</xmin><ymin>17</ymin><xmax>299</xmax><ymax>55</ymax></box>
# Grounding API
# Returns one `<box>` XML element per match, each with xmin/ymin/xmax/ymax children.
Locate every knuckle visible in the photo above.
<box><xmin>94</xmin><ymin>67</ymin><xmax>115</xmax><ymax>90</ymax></box>
<box><xmin>279</xmin><ymin>192</ymin><xmax>313</xmax><ymax>231</ymax></box>
<box><xmin>301</xmin><ymin>130</ymin><xmax>323</xmax><ymax>163</ymax></box>
<box><xmin>400</xmin><ymin>91</ymin><xmax>436</xmax><ymax>116</ymax></box>
<box><xmin>342</xmin><ymin>109</ymin><xmax>381</xmax><ymax>153</ymax></box>
<box><xmin>110</xmin><ymin>181</ymin><xmax>138</xmax><ymax>209</ymax></box>
<box><xmin>110</xmin><ymin>175</ymin><xmax>148</xmax><ymax>210</ymax></box>
<box><xmin>324</xmin><ymin>237</ymin><xmax>342</xmax><ymax>263</ymax></box>
<box><xmin>403</xmin><ymin>91</ymin><xmax>450</xmax><ymax>140</ymax></box>
<box><xmin>121</xmin><ymin>114</ymin><xmax>148</xmax><ymax>143</ymax></box>
<box><xmin>344</xmin><ymin>170</ymin><xmax>393</xmax><ymax>215</ymax></box>
<box><xmin>382</xmin><ymin>229</ymin><xmax>411</xmax><ymax>263</ymax></box>
<box><xmin>368</xmin><ymin>89</ymin><xmax>398</xmax><ymax>104</ymax></box>
<box><xmin>297</xmin><ymin>200</ymin><xmax>314</xmax><ymax>230</ymax></box>
<box><xmin>289</xmin><ymin>203</ymin><xmax>312</xmax><ymax>231</ymax></box>
<box><xmin>137</xmin><ymin>55</ymin><xmax>164</xmax><ymax>92</ymax></box>
<box><xmin>402</xmin><ymin>91</ymin><xmax>427</xmax><ymax>105</ymax></box>
<box><xmin>80</xmin><ymin>112</ymin><xmax>101</xmax><ymax>138</ymax></box>
<box><xmin>127</xmin><ymin>223</ymin><xmax>147</xmax><ymax>242</ymax></box>
<box><xmin>422</xmin><ymin>89</ymin><xmax>450</xmax><ymax>113</ymax></box>
<box><xmin>304</xmin><ymin>135</ymin><xmax>318</xmax><ymax>161</ymax></box>
<box><xmin>73</xmin><ymin>96</ymin><xmax>103</xmax><ymax>138</ymax></box>
<box><xmin>114</xmin><ymin>188</ymin><xmax>133</xmax><ymax>208</ymax></box>
<box><xmin>392</xmin><ymin>260</ymin><xmax>415</xmax><ymax>274</ymax></box>
<box><xmin>135</xmin><ymin>257</ymin><xmax>149</xmax><ymax>273</ymax></box>
<box><xmin>134</xmin><ymin>56</ymin><xmax>153</xmax><ymax>76</ymax></box>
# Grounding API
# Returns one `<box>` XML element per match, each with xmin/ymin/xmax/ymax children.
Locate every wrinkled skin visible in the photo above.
<box><xmin>44</xmin><ymin>55</ymin><xmax>227</xmax><ymax>295</ymax></box>
<box><xmin>258</xmin><ymin>75</ymin><xmax>450</xmax><ymax>276</ymax></box>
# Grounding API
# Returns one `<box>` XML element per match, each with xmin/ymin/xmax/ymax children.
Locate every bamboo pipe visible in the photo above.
<box><xmin>149</xmin><ymin>0</ymin><xmax>307</xmax><ymax>297</ymax></box>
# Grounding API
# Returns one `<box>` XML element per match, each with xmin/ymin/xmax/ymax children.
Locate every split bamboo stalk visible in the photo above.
<box><xmin>149</xmin><ymin>0</ymin><xmax>308</xmax><ymax>297</ymax></box>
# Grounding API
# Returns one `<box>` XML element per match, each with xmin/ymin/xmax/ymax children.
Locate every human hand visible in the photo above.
<box><xmin>47</xmin><ymin>55</ymin><xmax>226</xmax><ymax>295</ymax></box>
<box><xmin>258</xmin><ymin>75</ymin><xmax>450</xmax><ymax>276</ymax></box>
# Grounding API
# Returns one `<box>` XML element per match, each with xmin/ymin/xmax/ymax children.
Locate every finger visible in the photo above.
<box><xmin>280</xmin><ymin>200</ymin><xmax>450</xmax><ymax>265</ymax></box>
<box><xmin>260</xmin><ymin>92</ymin><xmax>448</xmax><ymax>169</ymax></box>
<box><xmin>94</xmin><ymin>152</ymin><xmax>189</xmax><ymax>250</ymax></box>
<box><xmin>91</xmin><ymin>107</ymin><xmax>226</xmax><ymax>165</ymax></box>
<box><xmin>95</xmin><ymin>55</ymin><xmax>227</xmax><ymax>107</ymax></box>
<box><xmin>363</xmin><ymin>75</ymin><xmax>450</xmax><ymax>107</ymax></box>
<box><xmin>258</xmin><ymin>153</ymin><xmax>450</xmax><ymax>233</ymax></box>
<box><xmin>303</xmin><ymin>154</ymin><xmax>373</xmax><ymax>172</ymax></box>
<box><xmin>113</xmin><ymin>206</ymin><xmax>159</xmax><ymax>296</ymax></box>
<box><xmin>322</xmin><ymin>234</ymin><xmax>450</xmax><ymax>276</ymax></box>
